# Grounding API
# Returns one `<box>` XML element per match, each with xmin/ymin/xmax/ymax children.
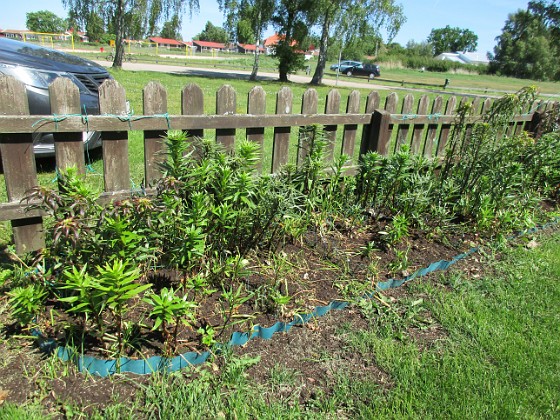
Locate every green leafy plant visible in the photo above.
<box><xmin>58</xmin><ymin>265</ymin><xmax>105</xmax><ymax>336</ymax></box>
<box><xmin>144</xmin><ymin>287</ymin><xmax>197</xmax><ymax>356</ymax></box>
<box><xmin>95</xmin><ymin>260</ymin><xmax>151</xmax><ymax>355</ymax></box>
<box><xmin>8</xmin><ymin>283</ymin><xmax>47</xmax><ymax>329</ymax></box>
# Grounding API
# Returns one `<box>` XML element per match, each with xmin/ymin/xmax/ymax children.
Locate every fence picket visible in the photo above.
<box><xmin>247</xmin><ymin>86</ymin><xmax>266</xmax><ymax>172</ymax></box>
<box><xmin>342</xmin><ymin>90</ymin><xmax>360</xmax><ymax>160</ymax></box>
<box><xmin>0</xmin><ymin>75</ymin><xmax>44</xmax><ymax>252</ymax></box>
<box><xmin>272</xmin><ymin>87</ymin><xmax>292</xmax><ymax>173</ymax></box>
<box><xmin>412</xmin><ymin>95</ymin><xmax>429</xmax><ymax>154</ymax></box>
<box><xmin>437</xmin><ymin>96</ymin><xmax>457</xmax><ymax>155</ymax></box>
<box><xmin>324</xmin><ymin>89</ymin><xmax>341</xmax><ymax>162</ymax></box>
<box><xmin>182</xmin><ymin>83</ymin><xmax>204</xmax><ymax>139</ymax></box>
<box><xmin>143</xmin><ymin>81</ymin><xmax>168</xmax><ymax>186</ymax></box>
<box><xmin>396</xmin><ymin>94</ymin><xmax>415</xmax><ymax>152</ymax></box>
<box><xmin>49</xmin><ymin>78</ymin><xmax>86</xmax><ymax>174</ymax></box>
<box><xmin>216</xmin><ymin>85</ymin><xmax>236</xmax><ymax>150</ymax></box>
<box><xmin>298</xmin><ymin>88</ymin><xmax>318</xmax><ymax>165</ymax></box>
<box><xmin>99</xmin><ymin>79</ymin><xmax>130</xmax><ymax>192</ymax></box>
<box><xmin>424</xmin><ymin>96</ymin><xmax>442</xmax><ymax>157</ymax></box>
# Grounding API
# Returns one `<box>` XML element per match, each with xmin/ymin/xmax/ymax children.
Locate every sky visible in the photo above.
<box><xmin>1</xmin><ymin>0</ymin><xmax>531</xmax><ymax>55</ymax></box>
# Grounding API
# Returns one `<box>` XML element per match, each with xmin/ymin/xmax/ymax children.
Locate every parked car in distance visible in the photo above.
<box><xmin>0</xmin><ymin>37</ymin><xmax>112</xmax><ymax>157</ymax></box>
<box><xmin>330</xmin><ymin>60</ymin><xmax>362</xmax><ymax>73</ymax></box>
<box><xmin>345</xmin><ymin>63</ymin><xmax>381</xmax><ymax>79</ymax></box>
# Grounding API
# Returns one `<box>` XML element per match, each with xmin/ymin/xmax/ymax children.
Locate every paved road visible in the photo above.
<box><xmin>93</xmin><ymin>60</ymin><xmax>392</xmax><ymax>91</ymax></box>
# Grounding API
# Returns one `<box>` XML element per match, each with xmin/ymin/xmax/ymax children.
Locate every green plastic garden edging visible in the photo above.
<box><xmin>35</xmin><ymin>217</ymin><xmax>559</xmax><ymax>377</ymax></box>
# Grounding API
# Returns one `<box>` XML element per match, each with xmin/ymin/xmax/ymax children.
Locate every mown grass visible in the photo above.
<box><xmin>2</xmin><ymin>229</ymin><xmax>557</xmax><ymax>418</ymax></box>
<box><xmin>338</xmin><ymin>231</ymin><xmax>560</xmax><ymax>418</ymax></box>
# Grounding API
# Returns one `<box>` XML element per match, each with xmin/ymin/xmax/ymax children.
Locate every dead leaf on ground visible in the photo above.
<box><xmin>526</xmin><ymin>240</ymin><xmax>539</xmax><ymax>249</ymax></box>
<box><xmin>0</xmin><ymin>389</ymin><xmax>9</xmax><ymax>405</ymax></box>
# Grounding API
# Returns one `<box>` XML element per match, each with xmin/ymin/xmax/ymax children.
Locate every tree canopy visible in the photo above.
<box><xmin>160</xmin><ymin>15</ymin><xmax>182</xmax><ymax>40</ymax></box>
<box><xmin>26</xmin><ymin>10</ymin><xmax>66</xmax><ymax>34</ymax></box>
<box><xmin>427</xmin><ymin>25</ymin><xmax>478</xmax><ymax>55</ymax></box>
<box><xmin>218</xmin><ymin>0</ymin><xmax>275</xmax><ymax>80</ymax></box>
<box><xmin>62</xmin><ymin>0</ymin><xmax>199</xmax><ymax>68</ymax></box>
<box><xmin>309</xmin><ymin>0</ymin><xmax>405</xmax><ymax>85</ymax></box>
<box><xmin>194</xmin><ymin>21</ymin><xmax>229</xmax><ymax>43</ymax></box>
<box><xmin>489</xmin><ymin>0</ymin><xmax>559</xmax><ymax>81</ymax></box>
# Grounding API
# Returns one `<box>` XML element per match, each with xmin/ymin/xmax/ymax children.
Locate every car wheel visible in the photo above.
<box><xmin>369</xmin><ymin>73</ymin><xmax>375</xmax><ymax>79</ymax></box>
<box><xmin>346</xmin><ymin>70</ymin><xmax>352</xmax><ymax>76</ymax></box>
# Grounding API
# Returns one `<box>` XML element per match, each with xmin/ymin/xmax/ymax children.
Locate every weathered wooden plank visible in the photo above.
<box><xmin>369</xmin><ymin>110</ymin><xmax>392</xmax><ymax>156</ymax></box>
<box><xmin>216</xmin><ymin>84</ymin><xmax>236</xmax><ymax>150</ymax></box>
<box><xmin>0</xmin><ymin>187</ymin><xmax>155</xmax><ymax>221</ymax></box>
<box><xmin>324</xmin><ymin>89</ymin><xmax>341</xmax><ymax>162</ymax></box>
<box><xmin>99</xmin><ymin>79</ymin><xmax>130</xmax><ymax>192</ymax></box>
<box><xmin>272</xmin><ymin>87</ymin><xmax>293</xmax><ymax>173</ymax></box>
<box><xmin>3</xmin><ymin>113</ymin><xmax>379</xmax><ymax>133</ymax></box>
<box><xmin>395</xmin><ymin>94</ymin><xmax>415</xmax><ymax>152</ymax></box>
<box><xmin>49</xmin><ymin>78</ymin><xmax>86</xmax><ymax>174</ymax></box>
<box><xmin>182</xmin><ymin>83</ymin><xmax>204</xmax><ymax>138</ymax></box>
<box><xmin>424</xmin><ymin>96</ymin><xmax>443</xmax><ymax>157</ymax></box>
<box><xmin>342</xmin><ymin>90</ymin><xmax>360</xmax><ymax>160</ymax></box>
<box><xmin>359</xmin><ymin>90</ymin><xmax>380</xmax><ymax>157</ymax></box>
<box><xmin>0</xmin><ymin>75</ymin><xmax>44</xmax><ymax>253</ymax></box>
<box><xmin>411</xmin><ymin>95</ymin><xmax>429</xmax><ymax>154</ymax></box>
<box><xmin>298</xmin><ymin>88</ymin><xmax>318</xmax><ymax>165</ymax></box>
<box><xmin>436</xmin><ymin>96</ymin><xmax>457</xmax><ymax>156</ymax></box>
<box><xmin>384</xmin><ymin>92</ymin><xmax>399</xmax><ymax>155</ymax></box>
<box><xmin>514</xmin><ymin>98</ymin><xmax>530</xmax><ymax>135</ymax></box>
<box><xmin>143</xmin><ymin>81</ymin><xmax>168</xmax><ymax>186</ymax></box>
<box><xmin>384</xmin><ymin>92</ymin><xmax>399</xmax><ymax>113</ymax></box>
<box><xmin>247</xmin><ymin>86</ymin><xmax>266</xmax><ymax>172</ymax></box>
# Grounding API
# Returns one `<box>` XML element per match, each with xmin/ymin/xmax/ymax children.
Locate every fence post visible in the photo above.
<box><xmin>359</xmin><ymin>91</ymin><xmax>380</xmax><ymax>158</ymax></box>
<box><xmin>0</xmin><ymin>75</ymin><xmax>44</xmax><ymax>253</ymax></box>
<box><xmin>365</xmin><ymin>110</ymin><xmax>392</xmax><ymax>156</ymax></box>
<box><xmin>49</xmin><ymin>77</ymin><xmax>86</xmax><ymax>174</ymax></box>
<box><xmin>528</xmin><ymin>111</ymin><xmax>543</xmax><ymax>138</ymax></box>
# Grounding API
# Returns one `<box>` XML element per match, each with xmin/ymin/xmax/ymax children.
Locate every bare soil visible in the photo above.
<box><xmin>0</xmin><ymin>219</ymin><xmax>532</xmax><ymax>415</ymax></box>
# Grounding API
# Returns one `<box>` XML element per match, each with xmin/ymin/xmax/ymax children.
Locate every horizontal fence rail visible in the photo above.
<box><xmin>0</xmin><ymin>75</ymin><xmax>555</xmax><ymax>253</ymax></box>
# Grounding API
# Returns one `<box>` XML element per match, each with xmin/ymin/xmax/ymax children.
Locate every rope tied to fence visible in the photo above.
<box><xmin>31</xmin><ymin>113</ymin><xmax>83</xmax><ymax>130</ymax></box>
<box><xmin>398</xmin><ymin>113</ymin><xmax>418</xmax><ymax>121</ymax></box>
<box><xmin>129</xmin><ymin>113</ymin><xmax>172</xmax><ymax>130</ymax></box>
<box><xmin>428</xmin><ymin>113</ymin><xmax>443</xmax><ymax>121</ymax></box>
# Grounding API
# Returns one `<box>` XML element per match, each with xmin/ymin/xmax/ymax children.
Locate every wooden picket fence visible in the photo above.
<box><xmin>0</xmin><ymin>75</ymin><xmax>553</xmax><ymax>253</ymax></box>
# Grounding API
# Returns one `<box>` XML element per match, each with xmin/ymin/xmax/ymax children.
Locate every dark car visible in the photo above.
<box><xmin>0</xmin><ymin>37</ymin><xmax>112</xmax><ymax>157</ymax></box>
<box><xmin>330</xmin><ymin>60</ymin><xmax>362</xmax><ymax>73</ymax></box>
<box><xmin>345</xmin><ymin>63</ymin><xmax>381</xmax><ymax>79</ymax></box>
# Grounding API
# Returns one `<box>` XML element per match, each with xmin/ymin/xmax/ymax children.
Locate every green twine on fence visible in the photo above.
<box><xmin>130</xmin><ymin>113</ymin><xmax>172</xmax><ymax>130</ymax></box>
<box><xmin>395</xmin><ymin>113</ymin><xmax>444</xmax><ymax>122</ymax></box>
<box><xmin>30</xmin><ymin>112</ymin><xmax>173</xmax><ymax>132</ymax></box>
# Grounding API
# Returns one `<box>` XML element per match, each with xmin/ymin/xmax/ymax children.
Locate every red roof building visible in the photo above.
<box><xmin>192</xmin><ymin>40</ymin><xmax>227</xmax><ymax>52</ymax></box>
<box><xmin>149</xmin><ymin>37</ymin><xmax>185</xmax><ymax>48</ymax></box>
<box><xmin>237</xmin><ymin>43</ymin><xmax>265</xmax><ymax>54</ymax></box>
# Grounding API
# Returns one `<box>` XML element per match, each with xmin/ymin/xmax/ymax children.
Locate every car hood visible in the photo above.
<box><xmin>0</xmin><ymin>37</ymin><xmax>106</xmax><ymax>74</ymax></box>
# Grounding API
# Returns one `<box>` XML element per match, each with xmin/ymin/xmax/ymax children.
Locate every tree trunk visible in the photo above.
<box><xmin>112</xmin><ymin>0</ymin><xmax>125</xmax><ymax>68</ymax></box>
<box><xmin>250</xmin><ymin>26</ymin><xmax>261</xmax><ymax>81</ymax></box>
<box><xmin>310</xmin><ymin>12</ymin><xmax>330</xmax><ymax>85</ymax></box>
